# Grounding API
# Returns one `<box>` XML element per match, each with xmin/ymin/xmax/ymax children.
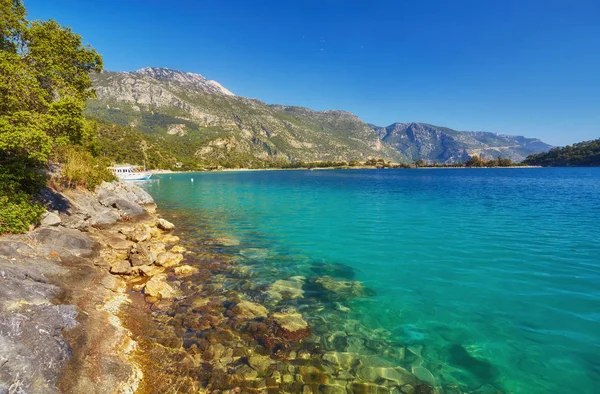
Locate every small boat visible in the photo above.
<box><xmin>109</xmin><ymin>165</ymin><xmax>152</xmax><ymax>181</ymax></box>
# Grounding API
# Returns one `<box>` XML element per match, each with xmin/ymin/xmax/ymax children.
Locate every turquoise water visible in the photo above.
<box><xmin>142</xmin><ymin>168</ymin><xmax>600</xmax><ymax>393</ymax></box>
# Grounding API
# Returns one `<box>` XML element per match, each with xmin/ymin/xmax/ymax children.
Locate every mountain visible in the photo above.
<box><xmin>88</xmin><ymin>68</ymin><xmax>402</xmax><ymax>166</ymax></box>
<box><xmin>523</xmin><ymin>138</ymin><xmax>600</xmax><ymax>166</ymax></box>
<box><xmin>87</xmin><ymin>67</ymin><xmax>551</xmax><ymax>167</ymax></box>
<box><xmin>371</xmin><ymin>122</ymin><xmax>553</xmax><ymax>163</ymax></box>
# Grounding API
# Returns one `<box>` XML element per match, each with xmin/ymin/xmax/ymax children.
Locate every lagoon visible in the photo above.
<box><xmin>141</xmin><ymin>168</ymin><xmax>600</xmax><ymax>393</ymax></box>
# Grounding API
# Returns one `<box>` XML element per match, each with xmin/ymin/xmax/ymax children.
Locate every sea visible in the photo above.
<box><xmin>140</xmin><ymin>167</ymin><xmax>600</xmax><ymax>393</ymax></box>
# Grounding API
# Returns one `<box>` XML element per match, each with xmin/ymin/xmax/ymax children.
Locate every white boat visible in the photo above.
<box><xmin>109</xmin><ymin>165</ymin><xmax>152</xmax><ymax>181</ymax></box>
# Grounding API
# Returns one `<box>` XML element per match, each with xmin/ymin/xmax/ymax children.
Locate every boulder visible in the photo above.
<box><xmin>273</xmin><ymin>310</ymin><xmax>310</xmax><ymax>340</ymax></box>
<box><xmin>129</xmin><ymin>243</ymin><xmax>156</xmax><ymax>267</ymax></box>
<box><xmin>33</xmin><ymin>227</ymin><xmax>96</xmax><ymax>258</ymax></box>
<box><xmin>174</xmin><ymin>265</ymin><xmax>198</xmax><ymax>276</ymax></box>
<box><xmin>157</xmin><ymin>218</ymin><xmax>175</xmax><ymax>231</ymax></box>
<box><xmin>155</xmin><ymin>252</ymin><xmax>184</xmax><ymax>268</ymax></box>
<box><xmin>112</xmin><ymin>198</ymin><xmax>145</xmax><ymax>216</ymax></box>
<box><xmin>230</xmin><ymin>300</ymin><xmax>268</xmax><ymax>320</ymax></box>
<box><xmin>90</xmin><ymin>209</ymin><xmax>120</xmax><ymax>226</ymax></box>
<box><xmin>40</xmin><ymin>211</ymin><xmax>61</xmax><ymax>227</ymax></box>
<box><xmin>109</xmin><ymin>260</ymin><xmax>132</xmax><ymax>275</ymax></box>
<box><xmin>97</xmin><ymin>181</ymin><xmax>154</xmax><ymax>206</ymax></box>
<box><xmin>266</xmin><ymin>276</ymin><xmax>305</xmax><ymax>304</ymax></box>
<box><xmin>127</xmin><ymin>228</ymin><xmax>151</xmax><ymax>243</ymax></box>
<box><xmin>144</xmin><ymin>274</ymin><xmax>180</xmax><ymax>299</ymax></box>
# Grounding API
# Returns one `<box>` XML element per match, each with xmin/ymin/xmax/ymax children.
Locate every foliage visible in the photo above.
<box><xmin>523</xmin><ymin>139</ymin><xmax>600</xmax><ymax>167</ymax></box>
<box><xmin>0</xmin><ymin>0</ymin><xmax>103</xmax><ymax>233</ymax></box>
<box><xmin>464</xmin><ymin>155</ymin><xmax>515</xmax><ymax>168</ymax></box>
<box><xmin>55</xmin><ymin>145</ymin><xmax>115</xmax><ymax>190</ymax></box>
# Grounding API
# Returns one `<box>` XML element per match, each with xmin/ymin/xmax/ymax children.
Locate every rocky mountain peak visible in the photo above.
<box><xmin>134</xmin><ymin>67</ymin><xmax>235</xmax><ymax>96</ymax></box>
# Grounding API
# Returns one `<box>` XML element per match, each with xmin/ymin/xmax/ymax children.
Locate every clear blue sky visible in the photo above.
<box><xmin>26</xmin><ymin>0</ymin><xmax>599</xmax><ymax>146</ymax></box>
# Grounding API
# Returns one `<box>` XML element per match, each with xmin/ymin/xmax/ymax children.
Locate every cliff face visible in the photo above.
<box><xmin>88</xmin><ymin>68</ymin><xmax>551</xmax><ymax>165</ymax></box>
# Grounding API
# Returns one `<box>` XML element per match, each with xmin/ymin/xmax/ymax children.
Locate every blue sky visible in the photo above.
<box><xmin>26</xmin><ymin>0</ymin><xmax>599</xmax><ymax>146</ymax></box>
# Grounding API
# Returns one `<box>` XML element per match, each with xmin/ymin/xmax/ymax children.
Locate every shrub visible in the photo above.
<box><xmin>0</xmin><ymin>192</ymin><xmax>45</xmax><ymax>234</ymax></box>
<box><xmin>57</xmin><ymin>145</ymin><xmax>115</xmax><ymax>190</ymax></box>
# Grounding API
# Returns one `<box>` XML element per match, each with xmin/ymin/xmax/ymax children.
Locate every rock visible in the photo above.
<box><xmin>351</xmin><ymin>382</ymin><xmax>390</xmax><ymax>394</ymax></box>
<box><xmin>155</xmin><ymin>252</ymin><xmax>184</xmax><ymax>268</ymax></box>
<box><xmin>230</xmin><ymin>300</ymin><xmax>268</xmax><ymax>319</ymax></box>
<box><xmin>144</xmin><ymin>274</ymin><xmax>180</xmax><ymax>299</ymax></box>
<box><xmin>137</xmin><ymin>264</ymin><xmax>164</xmax><ymax>277</ymax></box>
<box><xmin>129</xmin><ymin>243</ymin><xmax>156</xmax><ymax>266</ymax></box>
<box><xmin>322</xmin><ymin>352</ymin><xmax>360</xmax><ymax>370</ymax></box>
<box><xmin>357</xmin><ymin>366</ymin><xmax>414</xmax><ymax>386</ymax></box>
<box><xmin>266</xmin><ymin>276</ymin><xmax>305</xmax><ymax>304</ymax></box>
<box><xmin>33</xmin><ymin>227</ymin><xmax>96</xmax><ymax>257</ymax></box>
<box><xmin>174</xmin><ymin>265</ymin><xmax>198</xmax><ymax>276</ymax></box>
<box><xmin>273</xmin><ymin>310</ymin><xmax>308</xmax><ymax>332</ymax></box>
<box><xmin>170</xmin><ymin>245</ymin><xmax>186</xmax><ymax>254</ymax></box>
<box><xmin>159</xmin><ymin>234</ymin><xmax>180</xmax><ymax>244</ymax></box>
<box><xmin>112</xmin><ymin>198</ymin><xmax>145</xmax><ymax>216</ymax></box>
<box><xmin>237</xmin><ymin>365</ymin><xmax>259</xmax><ymax>380</ymax></box>
<box><xmin>321</xmin><ymin>384</ymin><xmax>347</xmax><ymax>394</ymax></box>
<box><xmin>204</xmin><ymin>236</ymin><xmax>240</xmax><ymax>246</ymax></box>
<box><xmin>149</xmin><ymin>242</ymin><xmax>166</xmax><ymax>255</ymax></box>
<box><xmin>411</xmin><ymin>366</ymin><xmax>435</xmax><ymax>385</ymax></box>
<box><xmin>315</xmin><ymin>276</ymin><xmax>370</xmax><ymax>300</ymax></box>
<box><xmin>109</xmin><ymin>260</ymin><xmax>132</xmax><ymax>275</ymax></box>
<box><xmin>248</xmin><ymin>354</ymin><xmax>273</xmax><ymax>374</ymax></box>
<box><xmin>157</xmin><ymin>218</ymin><xmax>175</xmax><ymax>231</ymax></box>
<box><xmin>90</xmin><ymin>209</ymin><xmax>120</xmax><ymax>226</ymax></box>
<box><xmin>40</xmin><ymin>211</ymin><xmax>61</xmax><ymax>227</ymax></box>
<box><xmin>128</xmin><ymin>228</ymin><xmax>151</xmax><ymax>243</ymax></box>
<box><xmin>97</xmin><ymin>181</ymin><xmax>154</xmax><ymax>206</ymax></box>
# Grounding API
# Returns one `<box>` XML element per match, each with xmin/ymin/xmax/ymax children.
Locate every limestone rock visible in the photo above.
<box><xmin>266</xmin><ymin>276</ymin><xmax>305</xmax><ymax>304</ymax></box>
<box><xmin>90</xmin><ymin>209</ymin><xmax>120</xmax><ymax>226</ymax></box>
<box><xmin>144</xmin><ymin>274</ymin><xmax>180</xmax><ymax>299</ymax></box>
<box><xmin>248</xmin><ymin>354</ymin><xmax>273</xmax><ymax>374</ymax></box>
<box><xmin>315</xmin><ymin>276</ymin><xmax>370</xmax><ymax>300</ymax></box>
<box><xmin>129</xmin><ymin>243</ymin><xmax>156</xmax><ymax>266</ymax></box>
<box><xmin>174</xmin><ymin>265</ymin><xmax>198</xmax><ymax>276</ymax></box>
<box><xmin>128</xmin><ymin>228</ymin><xmax>151</xmax><ymax>243</ymax></box>
<box><xmin>230</xmin><ymin>300</ymin><xmax>268</xmax><ymax>320</ymax></box>
<box><xmin>157</xmin><ymin>218</ymin><xmax>175</xmax><ymax>231</ymax></box>
<box><xmin>40</xmin><ymin>211</ymin><xmax>61</xmax><ymax>227</ymax></box>
<box><xmin>109</xmin><ymin>260</ymin><xmax>132</xmax><ymax>275</ymax></box>
<box><xmin>155</xmin><ymin>252</ymin><xmax>184</xmax><ymax>268</ymax></box>
<box><xmin>273</xmin><ymin>310</ymin><xmax>309</xmax><ymax>337</ymax></box>
<box><xmin>170</xmin><ymin>245</ymin><xmax>187</xmax><ymax>253</ymax></box>
<box><xmin>113</xmin><ymin>198</ymin><xmax>145</xmax><ymax>216</ymax></box>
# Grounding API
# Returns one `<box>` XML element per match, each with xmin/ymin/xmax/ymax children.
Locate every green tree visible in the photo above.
<box><xmin>0</xmin><ymin>0</ymin><xmax>103</xmax><ymax>233</ymax></box>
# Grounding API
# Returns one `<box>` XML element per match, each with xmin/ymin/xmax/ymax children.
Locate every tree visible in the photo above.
<box><xmin>0</xmin><ymin>0</ymin><xmax>103</xmax><ymax>233</ymax></box>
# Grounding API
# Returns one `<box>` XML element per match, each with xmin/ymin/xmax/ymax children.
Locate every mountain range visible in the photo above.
<box><xmin>87</xmin><ymin>68</ymin><xmax>552</xmax><ymax>166</ymax></box>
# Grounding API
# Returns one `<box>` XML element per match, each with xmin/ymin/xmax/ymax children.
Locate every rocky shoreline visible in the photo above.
<box><xmin>0</xmin><ymin>181</ymin><xmax>188</xmax><ymax>393</ymax></box>
<box><xmin>1</xmin><ymin>180</ymin><xmax>442</xmax><ymax>394</ymax></box>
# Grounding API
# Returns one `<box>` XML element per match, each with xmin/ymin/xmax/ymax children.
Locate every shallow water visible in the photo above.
<box><xmin>141</xmin><ymin>168</ymin><xmax>600</xmax><ymax>393</ymax></box>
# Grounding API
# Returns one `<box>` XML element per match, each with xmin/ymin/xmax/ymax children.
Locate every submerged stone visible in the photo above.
<box><xmin>157</xmin><ymin>218</ymin><xmax>175</xmax><ymax>231</ymax></box>
<box><xmin>266</xmin><ymin>276</ymin><xmax>305</xmax><ymax>304</ymax></box>
<box><xmin>230</xmin><ymin>300</ymin><xmax>268</xmax><ymax>320</ymax></box>
<box><xmin>411</xmin><ymin>366</ymin><xmax>435</xmax><ymax>385</ymax></box>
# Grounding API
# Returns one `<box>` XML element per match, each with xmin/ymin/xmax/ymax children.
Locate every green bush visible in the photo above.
<box><xmin>57</xmin><ymin>145</ymin><xmax>115</xmax><ymax>190</ymax></box>
<box><xmin>0</xmin><ymin>192</ymin><xmax>45</xmax><ymax>234</ymax></box>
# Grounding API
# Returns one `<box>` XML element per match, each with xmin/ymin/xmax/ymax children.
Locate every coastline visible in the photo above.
<box><xmin>0</xmin><ymin>181</ymin><xmax>189</xmax><ymax>393</ymax></box>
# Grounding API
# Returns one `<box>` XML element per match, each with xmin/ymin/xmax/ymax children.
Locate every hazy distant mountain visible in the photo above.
<box><xmin>371</xmin><ymin>122</ymin><xmax>553</xmax><ymax>163</ymax></box>
<box><xmin>87</xmin><ymin>67</ymin><xmax>551</xmax><ymax>165</ymax></box>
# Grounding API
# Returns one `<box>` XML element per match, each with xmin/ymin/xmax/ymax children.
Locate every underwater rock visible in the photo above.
<box><xmin>357</xmin><ymin>366</ymin><xmax>415</xmax><ymax>387</ymax></box>
<box><xmin>248</xmin><ymin>354</ymin><xmax>273</xmax><ymax>374</ymax></box>
<box><xmin>411</xmin><ymin>366</ymin><xmax>435</xmax><ymax>385</ymax></box>
<box><xmin>204</xmin><ymin>236</ymin><xmax>240</xmax><ymax>246</ymax></box>
<box><xmin>155</xmin><ymin>252</ymin><xmax>184</xmax><ymax>268</ymax></box>
<box><xmin>174</xmin><ymin>265</ymin><xmax>198</xmax><ymax>276</ymax></box>
<box><xmin>157</xmin><ymin>218</ymin><xmax>175</xmax><ymax>231</ymax></box>
<box><xmin>351</xmin><ymin>382</ymin><xmax>390</xmax><ymax>394</ymax></box>
<box><xmin>230</xmin><ymin>300</ymin><xmax>268</xmax><ymax>320</ymax></box>
<box><xmin>273</xmin><ymin>310</ymin><xmax>310</xmax><ymax>341</ymax></box>
<box><xmin>322</xmin><ymin>352</ymin><xmax>360</xmax><ymax>370</ymax></box>
<box><xmin>170</xmin><ymin>245</ymin><xmax>187</xmax><ymax>254</ymax></box>
<box><xmin>266</xmin><ymin>276</ymin><xmax>305</xmax><ymax>304</ymax></box>
<box><xmin>144</xmin><ymin>274</ymin><xmax>180</xmax><ymax>299</ymax></box>
<box><xmin>314</xmin><ymin>276</ymin><xmax>370</xmax><ymax>300</ymax></box>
